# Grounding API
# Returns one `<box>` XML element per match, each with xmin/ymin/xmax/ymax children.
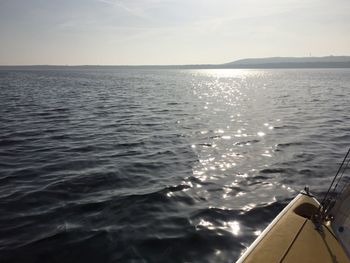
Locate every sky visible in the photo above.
<box><xmin>0</xmin><ymin>0</ymin><xmax>349</xmax><ymax>65</ymax></box>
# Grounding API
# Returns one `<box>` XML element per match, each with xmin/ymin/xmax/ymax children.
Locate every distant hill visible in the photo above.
<box><xmin>223</xmin><ymin>56</ymin><xmax>350</xmax><ymax>68</ymax></box>
<box><xmin>1</xmin><ymin>56</ymin><xmax>350</xmax><ymax>69</ymax></box>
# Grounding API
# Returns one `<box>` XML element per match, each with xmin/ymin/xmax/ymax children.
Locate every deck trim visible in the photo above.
<box><xmin>236</xmin><ymin>194</ymin><xmax>303</xmax><ymax>263</ymax></box>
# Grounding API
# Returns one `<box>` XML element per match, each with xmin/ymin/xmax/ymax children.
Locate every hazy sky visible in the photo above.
<box><xmin>0</xmin><ymin>0</ymin><xmax>349</xmax><ymax>65</ymax></box>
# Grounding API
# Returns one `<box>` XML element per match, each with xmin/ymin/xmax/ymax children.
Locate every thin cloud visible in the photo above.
<box><xmin>97</xmin><ymin>0</ymin><xmax>149</xmax><ymax>18</ymax></box>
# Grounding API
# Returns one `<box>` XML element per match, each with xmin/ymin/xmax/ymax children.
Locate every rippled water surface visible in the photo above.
<box><xmin>0</xmin><ymin>68</ymin><xmax>349</xmax><ymax>262</ymax></box>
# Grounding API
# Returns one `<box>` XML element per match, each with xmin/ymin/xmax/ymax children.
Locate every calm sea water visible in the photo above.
<box><xmin>0</xmin><ymin>68</ymin><xmax>349</xmax><ymax>262</ymax></box>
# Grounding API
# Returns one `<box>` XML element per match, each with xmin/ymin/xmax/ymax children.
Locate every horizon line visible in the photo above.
<box><xmin>1</xmin><ymin>55</ymin><xmax>350</xmax><ymax>67</ymax></box>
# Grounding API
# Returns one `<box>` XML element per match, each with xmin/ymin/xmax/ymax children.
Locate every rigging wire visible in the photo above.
<box><xmin>321</xmin><ymin>148</ymin><xmax>350</xmax><ymax>214</ymax></box>
<box><xmin>333</xmin><ymin>156</ymin><xmax>350</xmax><ymax>196</ymax></box>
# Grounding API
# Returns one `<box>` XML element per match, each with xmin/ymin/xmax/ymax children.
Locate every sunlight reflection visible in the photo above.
<box><xmin>196</xmin><ymin>218</ymin><xmax>241</xmax><ymax>236</ymax></box>
<box><xmin>226</xmin><ymin>221</ymin><xmax>240</xmax><ymax>236</ymax></box>
<box><xmin>241</xmin><ymin>203</ymin><xmax>256</xmax><ymax>212</ymax></box>
<box><xmin>257</xmin><ymin>131</ymin><xmax>265</xmax><ymax>137</ymax></box>
<box><xmin>262</xmin><ymin>150</ymin><xmax>272</xmax><ymax>157</ymax></box>
<box><xmin>222</xmin><ymin>187</ymin><xmax>232</xmax><ymax>199</ymax></box>
<box><xmin>237</xmin><ymin>173</ymin><xmax>248</xmax><ymax>178</ymax></box>
<box><xmin>254</xmin><ymin>230</ymin><xmax>262</xmax><ymax>236</ymax></box>
<box><xmin>192</xmin><ymin>69</ymin><xmax>266</xmax><ymax>79</ymax></box>
<box><xmin>198</xmin><ymin>219</ymin><xmax>215</xmax><ymax>230</ymax></box>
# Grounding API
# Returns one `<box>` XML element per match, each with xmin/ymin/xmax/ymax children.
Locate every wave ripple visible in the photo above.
<box><xmin>0</xmin><ymin>68</ymin><xmax>349</xmax><ymax>262</ymax></box>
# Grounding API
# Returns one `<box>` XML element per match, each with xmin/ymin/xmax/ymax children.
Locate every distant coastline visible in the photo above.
<box><xmin>1</xmin><ymin>56</ymin><xmax>350</xmax><ymax>69</ymax></box>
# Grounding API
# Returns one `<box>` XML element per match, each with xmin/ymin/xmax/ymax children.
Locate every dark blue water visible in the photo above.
<box><xmin>0</xmin><ymin>68</ymin><xmax>349</xmax><ymax>262</ymax></box>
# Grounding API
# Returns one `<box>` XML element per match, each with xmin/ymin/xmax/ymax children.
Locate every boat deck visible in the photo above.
<box><xmin>237</xmin><ymin>193</ymin><xmax>350</xmax><ymax>263</ymax></box>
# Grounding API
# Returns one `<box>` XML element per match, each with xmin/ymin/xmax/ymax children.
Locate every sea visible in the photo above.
<box><xmin>0</xmin><ymin>68</ymin><xmax>349</xmax><ymax>263</ymax></box>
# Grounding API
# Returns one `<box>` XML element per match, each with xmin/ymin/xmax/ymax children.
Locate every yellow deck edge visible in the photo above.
<box><xmin>236</xmin><ymin>193</ymin><xmax>305</xmax><ymax>263</ymax></box>
<box><xmin>236</xmin><ymin>193</ymin><xmax>350</xmax><ymax>263</ymax></box>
